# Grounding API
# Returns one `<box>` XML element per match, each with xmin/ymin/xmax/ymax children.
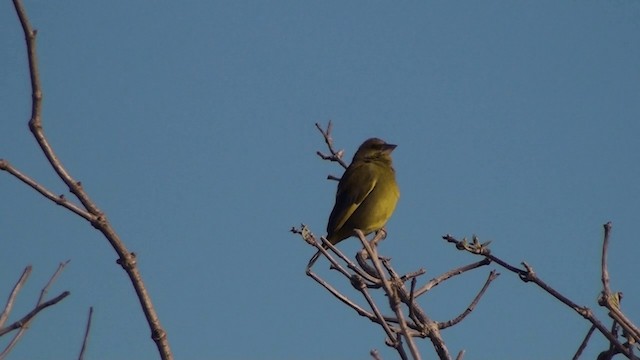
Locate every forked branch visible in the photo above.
<box><xmin>0</xmin><ymin>263</ymin><xmax>71</xmax><ymax>359</ymax></box>
<box><xmin>5</xmin><ymin>2</ymin><xmax>172</xmax><ymax>359</ymax></box>
<box><xmin>444</xmin><ymin>226</ymin><xmax>639</xmax><ymax>359</ymax></box>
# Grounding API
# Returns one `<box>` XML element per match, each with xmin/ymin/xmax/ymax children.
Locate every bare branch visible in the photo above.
<box><xmin>370</xmin><ymin>349</ymin><xmax>383</xmax><ymax>360</ymax></box>
<box><xmin>0</xmin><ymin>291</ymin><xmax>70</xmax><ymax>338</ymax></box>
<box><xmin>297</xmin><ymin>225</ymin><xmax>380</xmax><ymax>285</ymax></box>
<box><xmin>0</xmin><ymin>266</ymin><xmax>32</xmax><ymax>328</ymax></box>
<box><xmin>7</xmin><ymin>2</ymin><xmax>173</xmax><ymax>358</ymax></box>
<box><xmin>315</xmin><ymin>121</ymin><xmax>348</xmax><ymax>170</ymax></box>
<box><xmin>356</xmin><ymin>230</ymin><xmax>421</xmax><ymax>360</ymax></box>
<box><xmin>0</xmin><ymin>262</ymin><xmax>70</xmax><ymax>358</ymax></box>
<box><xmin>415</xmin><ymin>259</ymin><xmax>491</xmax><ymax>297</ymax></box>
<box><xmin>78</xmin><ymin>307</ymin><xmax>94</xmax><ymax>360</ymax></box>
<box><xmin>306</xmin><ymin>269</ymin><xmax>375</xmax><ymax>319</ymax></box>
<box><xmin>0</xmin><ymin>161</ymin><xmax>93</xmax><ymax>221</ymax></box>
<box><xmin>572</xmin><ymin>325</ymin><xmax>596</xmax><ymax>360</ymax></box>
<box><xmin>380</xmin><ymin>257</ymin><xmax>451</xmax><ymax>360</ymax></box>
<box><xmin>597</xmin><ymin>222</ymin><xmax>640</xmax><ymax>347</ymax></box>
<box><xmin>38</xmin><ymin>260</ymin><xmax>70</xmax><ymax>304</ymax></box>
<box><xmin>601</xmin><ymin>222</ymin><xmax>612</xmax><ymax>295</ymax></box>
<box><xmin>443</xmin><ymin>233</ymin><xmax>635</xmax><ymax>359</ymax></box>
<box><xmin>439</xmin><ymin>270</ymin><xmax>499</xmax><ymax>330</ymax></box>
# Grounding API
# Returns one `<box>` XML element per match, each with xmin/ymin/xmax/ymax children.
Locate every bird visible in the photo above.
<box><xmin>310</xmin><ymin>138</ymin><xmax>400</xmax><ymax>266</ymax></box>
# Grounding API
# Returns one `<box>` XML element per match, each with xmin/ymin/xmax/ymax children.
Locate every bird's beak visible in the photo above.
<box><xmin>382</xmin><ymin>143</ymin><xmax>397</xmax><ymax>152</ymax></box>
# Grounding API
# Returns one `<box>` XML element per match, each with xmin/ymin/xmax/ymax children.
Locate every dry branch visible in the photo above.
<box><xmin>4</xmin><ymin>2</ymin><xmax>173</xmax><ymax>359</ymax></box>
<box><xmin>77</xmin><ymin>307</ymin><xmax>94</xmax><ymax>360</ymax></box>
<box><xmin>292</xmin><ymin>123</ymin><xmax>498</xmax><ymax>359</ymax></box>
<box><xmin>444</xmin><ymin>227</ymin><xmax>639</xmax><ymax>360</ymax></box>
<box><xmin>0</xmin><ymin>263</ymin><xmax>70</xmax><ymax>359</ymax></box>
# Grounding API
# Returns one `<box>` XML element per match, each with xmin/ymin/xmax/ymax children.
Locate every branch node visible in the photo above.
<box><xmin>152</xmin><ymin>328</ymin><xmax>167</xmax><ymax>341</ymax></box>
<box><xmin>116</xmin><ymin>253</ymin><xmax>137</xmax><ymax>269</ymax></box>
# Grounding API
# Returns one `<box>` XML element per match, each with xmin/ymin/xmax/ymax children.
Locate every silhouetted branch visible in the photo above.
<box><xmin>78</xmin><ymin>307</ymin><xmax>94</xmax><ymax>360</ymax></box>
<box><xmin>439</xmin><ymin>270</ymin><xmax>499</xmax><ymax>330</ymax></box>
<box><xmin>295</xmin><ymin>224</ymin><xmax>500</xmax><ymax>360</ymax></box>
<box><xmin>370</xmin><ymin>349</ymin><xmax>383</xmax><ymax>360</ymax></box>
<box><xmin>292</xmin><ymin>124</ymin><xmax>506</xmax><ymax>360</ymax></box>
<box><xmin>357</xmin><ymin>230</ymin><xmax>421</xmax><ymax>360</ymax></box>
<box><xmin>0</xmin><ymin>291</ymin><xmax>70</xmax><ymax>338</ymax></box>
<box><xmin>315</xmin><ymin>121</ymin><xmax>348</xmax><ymax>171</ymax></box>
<box><xmin>572</xmin><ymin>325</ymin><xmax>596</xmax><ymax>360</ymax></box>
<box><xmin>5</xmin><ymin>2</ymin><xmax>172</xmax><ymax>359</ymax></box>
<box><xmin>415</xmin><ymin>259</ymin><xmax>491</xmax><ymax>297</ymax></box>
<box><xmin>0</xmin><ymin>161</ymin><xmax>93</xmax><ymax>221</ymax></box>
<box><xmin>0</xmin><ymin>266</ymin><xmax>32</xmax><ymax>329</ymax></box>
<box><xmin>0</xmin><ymin>263</ymin><xmax>70</xmax><ymax>359</ymax></box>
<box><xmin>443</xmin><ymin>231</ymin><xmax>637</xmax><ymax>359</ymax></box>
<box><xmin>601</xmin><ymin>222</ymin><xmax>613</xmax><ymax>296</ymax></box>
<box><xmin>597</xmin><ymin>222</ymin><xmax>640</xmax><ymax>353</ymax></box>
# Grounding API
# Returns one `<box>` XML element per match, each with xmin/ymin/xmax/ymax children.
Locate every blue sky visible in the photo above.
<box><xmin>2</xmin><ymin>1</ymin><xmax>640</xmax><ymax>359</ymax></box>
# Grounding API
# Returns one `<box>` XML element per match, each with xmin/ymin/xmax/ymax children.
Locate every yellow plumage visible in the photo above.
<box><xmin>326</xmin><ymin>138</ymin><xmax>400</xmax><ymax>245</ymax></box>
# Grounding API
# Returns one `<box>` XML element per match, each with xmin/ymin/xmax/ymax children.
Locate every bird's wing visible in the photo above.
<box><xmin>329</xmin><ymin>162</ymin><xmax>378</xmax><ymax>231</ymax></box>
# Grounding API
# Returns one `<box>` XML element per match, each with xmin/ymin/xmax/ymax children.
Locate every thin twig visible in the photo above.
<box><xmin>401</xmin><ymin>269</ymin><xmax>426</xmax><ymax>285</ymax></box>
<box><xmin>415</xmin><ymin>259</ymin><xmax>491</xmax><ymax>297</ymax></box>
<box><xmin>0</xmin><ymin>291</ymin><xmax>70</xmax><ymax>337</ymax></box>
<box><xmin>572</xmin><ymin>325</ymin><xmax>596</xmax><ymax>360</ymax></box>
<box><xmin>0</xmin><ymin>266</ymin><xmax>32</xmax><ymax>328</ymax></box>
<box><xmin>38</xmin><ymin>260</ymin><xmax>70</xmax><ymax>304</ymax></box>
<box><xmin>78</xmin><ymin>307</ymin><xmax>94</xmax><ymax>360</ymax></box>
<box><xmin>306</xmin><ymin>270</ymin><xmax>375</xmax><ymax>319</ymax></box>
<box><xmin>0</xmin><ymin>161</ymin><xmax>93</xmax><ymax>221</ymax></box>
<box><xmin>439</xmin><ymin>270</ymin><xmax>499</xmax><ymax>329</ymax></box>
<box><xmin>306</xmin><ymin>235</ymin><xmax>369</xmax><ymax>281</ymax></box>
<box><xmin>408</xmin><ymin>278</ymin><xmax>417</xmax><ymax>321</ymax></box>
<box><xmin>298</xmin><ymin>226</ymin><xmax>381</xmax><ymax>285</ymax></box>
<box><xmin>0</xmin><ymin>262</ymin><xmax>71</xmax><ymax>358</ymax></box>
<box><xmin>315</xmin><ymin>121</ymin><xmax>348</xmax><ymax>169</ymax></box>
<box><xmin>370</xmin><ymin>349</ymin><xmax>383</xmax><ymax>360</ymax></box>
<box><xmin>601</xmin><ymin>222</ymin><xmax>612</xmax><ymax>296</ymax></box>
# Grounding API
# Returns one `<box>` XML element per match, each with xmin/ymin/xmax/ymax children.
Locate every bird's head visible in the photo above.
<box><xmin>352</xmin><ymin>138</ymin><xmax>397</xmax><ymax>163</ymax></box>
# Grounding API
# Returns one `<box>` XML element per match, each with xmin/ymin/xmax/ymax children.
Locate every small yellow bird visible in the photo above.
<box><xmin>310</xmin><ymin>138</ymin><xmax>399</xmax><ymax>266</ymax></box>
